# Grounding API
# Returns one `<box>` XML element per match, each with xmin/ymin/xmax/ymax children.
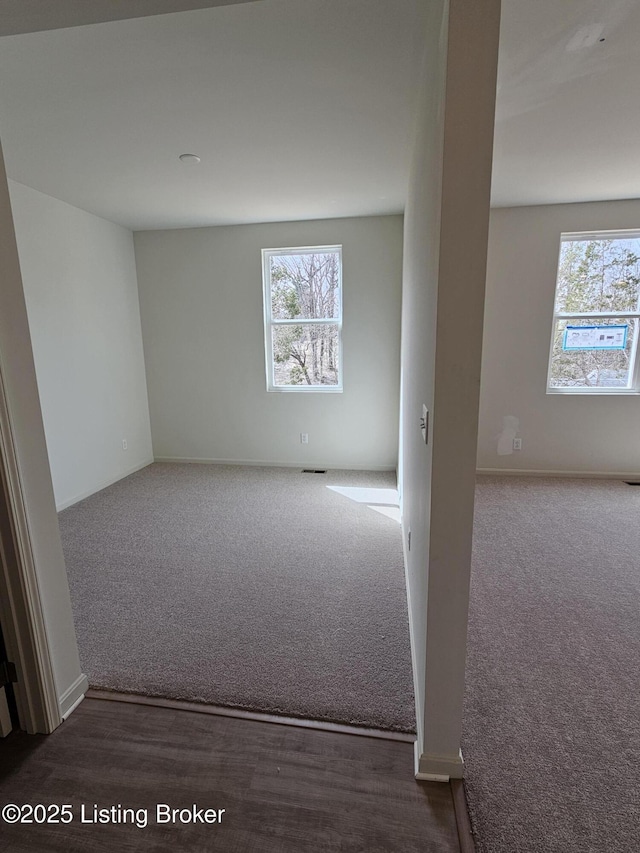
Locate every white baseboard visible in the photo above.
<box><xmin>477</xmin><ymin>467</ymin><xmax>640</xmax><ymax>480</ymax></box>
<box><xmin>59</xmin><ymin>673</ymin><xmax>89</xmax><ymax>720</ymax></box>
<box><xmin>402</xmin><ymin>526</ymin><xmax>424</xmax><ymax>764</ymax></box>
<box><xmin>415</xmin><ymin>745</ymin><xmax>464</xmax><ymax>781</ymax></box>
<box><xmin>56</xmin><ymin>458</ymin><xmax>155</xmax><ymax>510</ymax></box>
<box><xmin>154</xmin><ymin>455</ymin><xmax>397</xmax><ymax>472</ymax></box>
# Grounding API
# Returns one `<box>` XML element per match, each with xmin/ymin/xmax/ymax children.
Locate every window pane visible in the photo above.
<box><xmin>555</xmin><ymin>237</ymin><xmax>640</xmax><ymax>314</ymax></box>
<box><xmin>272</xmin><ymin>324</ymin><xmax>340</xmax><ymax>387</ymax></box>
<box><xmin>270</xmin><ymin>252</ymin><xmax>340</xmax><ymax>320</ymax></box>
<box><xmin>549</xmin><ymin>318</ymin><xmax>637</xmax><ymax>388</ymax></box>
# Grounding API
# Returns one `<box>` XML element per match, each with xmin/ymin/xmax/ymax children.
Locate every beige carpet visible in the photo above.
<box><xmin>59</xmin><ymin>463</ymin><xmax>415</xmax><ymax>732</ymax></box>
<box><xmin>464</xmin><ymin>476</ymin><xmax>640</xmax><ymax>852</ymax></box>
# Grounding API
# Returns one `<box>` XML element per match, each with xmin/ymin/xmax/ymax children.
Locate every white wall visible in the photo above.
<box><xmin>134</xmin><ymin>216</ymin><xmax>403</xmax><ymax>469</ymax></box>
<box><xmin>478</xmin><ymin>199</ymin><xmax>640</xmax><ymax>476</ymax></box>
<box><xmin>399</xmin><ymin>0</ymin><xmax>447</xmax><ymax>771</ymax></box>
<box><xmin>9</xmin><ymin>181</ymin><xmax>153</xmax><ymax>509</ymax></box>
<box><xmin>0</xmin><ymin>144</ymin><xmax>85</xmax><ymax>727</ymax></box>
<box><xmin>400</xmin><ymin>0</ymin><xmax>500</xmax><ymax>779</ymax></box>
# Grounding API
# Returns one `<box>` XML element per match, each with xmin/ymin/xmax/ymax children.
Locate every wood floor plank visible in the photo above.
<box><xmin>0</xmin><ymin>699</ymin><xmax>460</xmax><ymax>852</ymax></box>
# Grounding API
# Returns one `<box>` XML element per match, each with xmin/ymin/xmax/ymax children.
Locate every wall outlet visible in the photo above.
<box><xmin>512</xmin><ymin>438</ymin><xmax>522</xmax><ymax>451</ymax></box>
<box><xmin>300</xmin><ymin>433</ymin><xmax>309</xmax><ymax>444</ymax></box>
<box><xmin>122</xmin><ymin>439</ymin><xmax>128</xmax><ymax>450</ymax></box>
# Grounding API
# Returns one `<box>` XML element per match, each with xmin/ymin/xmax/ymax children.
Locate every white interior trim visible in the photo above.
<box><xmin>415</xmin><ymin>745</ymin><xmax>464</xmax><ymax>781</ymax></box>
<box><xmin>0</xmin><ymin>365</ymin><xmax>60</xmax><ymax>734</ymax></box>
<box><xmin>60</xmin><ymin>677</ymin><xmax>87</xmax><ymax>720</ymax></box>
<box><xmin>154</xmin><ymin>456</ymin><xmax>397</xmax><ymax>472</ymax></box>
<box><xmin>261</xmin><ymin>244</ymin><xmax>344</xmax><ymax>393</ymax></box>
<box><xmin>477</xmin><ymin>467</ymin><xmax>640</xmax><ymax>480</ymax></box>
<box><xmin>402</xmin><ymin>525</ymin><xmax>424</xmax><ymax>770</ymax></box>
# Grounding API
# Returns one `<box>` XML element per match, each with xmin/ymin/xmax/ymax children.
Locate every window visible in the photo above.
<box><xmin>262</xmin><ymin>245</ymin><xmax>343</xmax><ymax>391</ymax></box>
<box><xmin>547</xmin><ymin>231</ymin><xmax>640</xmax><ymax>393</ymax></box>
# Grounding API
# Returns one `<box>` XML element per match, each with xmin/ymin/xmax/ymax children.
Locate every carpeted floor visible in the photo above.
<box><xmin>464</xmin><ymin>476</ymin><xmax>640</xmax><ymax>853</ymax></box>
<box><xmin>58</xmin><ymin>463</ymin><xmax>415</xmax><ymax>733</ymax></box>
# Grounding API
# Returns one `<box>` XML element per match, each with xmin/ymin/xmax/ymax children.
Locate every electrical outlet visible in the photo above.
<box><xmin>300</xmin><ymin>433</ymin><xmax>309</xmax><ymax>444</ymax></box>
<box><xmin>513</xmin><ymin>438</ymin><xmax>522</xmax><ymax>451</ymax></box>
<box><xmin>122</xmin><ymin>439</ymin><xmax>128</xmax><ymax>450</ymax></box>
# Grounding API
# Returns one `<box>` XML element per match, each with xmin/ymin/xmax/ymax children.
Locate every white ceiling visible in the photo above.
<box><xmin>0</xmin><ymin>0</ymin><xmax>426</xmax><ymax>229</ymax></box>
<box><xmin>0</xmin><ymin>0</ymin><xmax>639</xmax><ymax>229</ymax></box>
<box><xmin>494</xmin><ymin>0</ymin><xmax>640</xmax><ymax>207</ymax></box>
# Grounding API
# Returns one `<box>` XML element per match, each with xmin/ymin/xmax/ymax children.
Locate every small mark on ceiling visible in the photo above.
<box><xmin>566</xmin><ymin>24</ymin><xmax>606</xmax><ymax>52</ymax></box>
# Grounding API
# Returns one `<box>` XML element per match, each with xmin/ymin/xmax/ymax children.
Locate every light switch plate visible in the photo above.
<box><xmin>421</xmin><ymin>405</ymin><xmax>429</xmax><ymax>444</ymax></box>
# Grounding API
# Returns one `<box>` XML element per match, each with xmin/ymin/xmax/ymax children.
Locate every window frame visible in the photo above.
<box><xmin>262</xmin><ymin>244</ymin><xmax>344</xmax><ymax>393</ymax></box>
<box><xmin>546</xmin><ymin>229</ymin><xmax>640</xmax><ymax>395</ymax></box>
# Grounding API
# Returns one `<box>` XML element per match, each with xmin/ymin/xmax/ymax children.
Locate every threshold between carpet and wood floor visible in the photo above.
<box><xmin>85</xmin><ymin>688</ymin><xmax>415</xmax><ymax>743</ymax></box>
<box><xmin>59</xmin><ymin>462</ymin><xmax>415</xmax><ymax>735</ymax></box>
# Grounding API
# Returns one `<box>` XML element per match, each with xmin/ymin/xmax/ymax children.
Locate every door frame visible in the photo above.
<box><xmin>0</xmin><ymin>357</ymin><xmax>61</xmax><ymax>734</ymax></box>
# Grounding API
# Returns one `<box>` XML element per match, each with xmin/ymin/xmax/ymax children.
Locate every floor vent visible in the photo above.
<box><xmin>625</xmin><ymin>481</ymin><xmax>640</xmax><ymax>486</ymax></box>
<box><xmin>302</xmin><ymin>469</ymin><xmax>327</xmax><ymax>474</ymax></box>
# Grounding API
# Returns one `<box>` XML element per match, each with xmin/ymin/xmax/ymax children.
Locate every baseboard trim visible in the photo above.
<box><xmin>59</xmin><ymin>673</ymin><xmax>89</xmax><ymax>720</ymax></box>
<box><xmin>451</xmin><ymin>779</ymin><xmax>476</xmax><ymax>853</ymax></box>
<box><xmin>86</xmin><ymin>689</ymin><xmax>416</xmax><ymax>743</ymax></box>
<box><xmin>402</xmin><ymin>528</ymin><xmax>424</xmax><ymax>763</ymax></box>
<box><xmin>477</xmin><ymin>467</ymin><xmax>640</xmax><ymax>480</ymax></box>
<box><xmin>56</xmin><ymin>458</ymin><xmax>154</xmax><ymax>510</ymax></box>
<box><xmin>154</xmin><ymin>456</ymin><xmax>396</xmax><ymax>472</ymax></box>
<box><xmin>415</xmin><ymin>747</ymin><xmax>464</xmax><ymax>781</ymax></box>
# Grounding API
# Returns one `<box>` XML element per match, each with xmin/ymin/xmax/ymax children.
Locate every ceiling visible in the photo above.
<box><xmin>0</xmin><ymin>0</ymin><xmax>638</xmax><ymax>230</ymax></box>
<box><xmin>0</xmin><ymin>0</ymin><xmax>426</xmax><ymax>229</ymax></box>
<box><xmin>494</xmin><ymin>0</ymin><xmax>640</xmax><ymax>207</ymax></box>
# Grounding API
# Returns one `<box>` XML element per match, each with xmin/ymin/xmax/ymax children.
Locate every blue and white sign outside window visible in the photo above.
<box><xmin>562</xmin><ymin>325</ymin><xmax>628</xmax><ymax>351</ymax></box>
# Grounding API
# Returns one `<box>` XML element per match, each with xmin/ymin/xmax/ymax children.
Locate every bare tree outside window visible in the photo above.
<box><xmin>547</xmin><ymin>234</ymin><xmax>640</xmax><ymax>392</ymax></box>
<box><xmin>263</xmin><ymin>247</ymin><xmax>343</xmax><ymax>390</ymax></box>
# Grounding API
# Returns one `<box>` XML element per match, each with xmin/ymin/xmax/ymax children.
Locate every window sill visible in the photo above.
<box><xmin>267</xmin><ymin>386</ymin><xmax>343</xmax><ymax>393</ymax></box>
<box><xmin>546</xmin><ymin>387</ymin><xmax>640</xmax><ymax>396</ymax></box>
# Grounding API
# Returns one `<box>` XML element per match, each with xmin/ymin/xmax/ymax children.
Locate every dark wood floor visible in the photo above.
<box><xmin>0</xmin><ymin>698</ymin><xmax>462</xmax><ymax>852</ymax></box>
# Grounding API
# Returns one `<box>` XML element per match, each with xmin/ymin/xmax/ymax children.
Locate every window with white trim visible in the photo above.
<box><xmin>547</xmin><ymin>231</ymin><xmax>640</xmax><ymax>393</ymax></box>
<box><xmin>262</xmin><ymin>246</ymin><xmax>343</xmax><ymax>391</ymax></box>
